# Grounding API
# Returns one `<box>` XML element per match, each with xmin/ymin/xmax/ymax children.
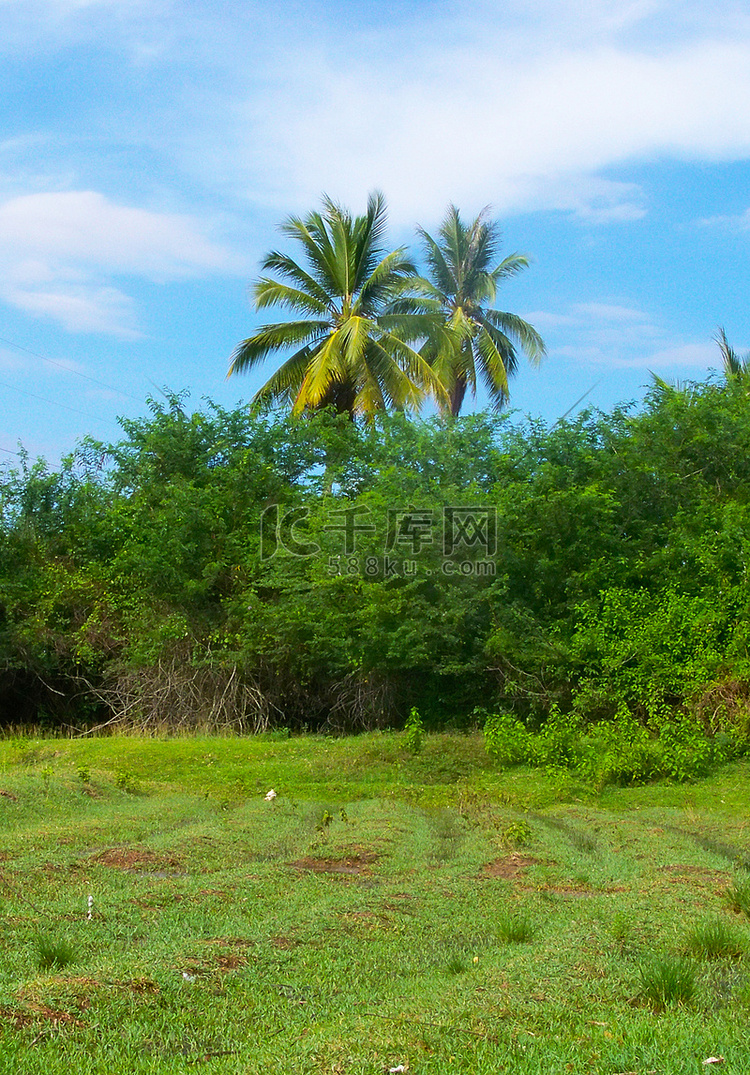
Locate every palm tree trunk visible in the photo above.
<box><xmin>449</xmin><ymin>374</ymin><xmax>467</xmax><ymax>417</ymax></box>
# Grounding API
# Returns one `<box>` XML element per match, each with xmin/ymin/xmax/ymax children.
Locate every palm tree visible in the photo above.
<box><xmin>716</xmin><ymin>326</ymin><xmax>750</xmax><ymax>379</ymax></box>
<box><xmin>413</xmin><ymin>205</ymin><xmax>545</xmax><ymax>416</ymax></box>
<box><xmin>228</xmin><ymin>192</ymin><xmax>447</xmax><ymax>419</ymax></box>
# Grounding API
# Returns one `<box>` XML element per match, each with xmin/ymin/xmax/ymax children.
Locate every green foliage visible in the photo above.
<box><xmin>228</xmin><ymin>192</ymin><xmax>448</xmax><ymax>418</ymax></box>
<box><xmin>638</xmin><ymin>955</ymin><xmax>696</xmax><ymax>1010</ymax></box>
<box><xmin>496</xmin><ymin>909</ymin><xmax>535</xmax><ymax>943</ymax></box>
<box><xmin>35</xmin><ymin>934</ymin><xmax>77</xmax><ymax>971</ymax></box>
<box><xmin>483</xmin><ymin>702</ymin><xmax>723</xmax><ymax>788</ymax></box>
<box><xmin>685</xmin><ymin>917</ymin><xmax>746</xmax><ymax>960</ymax></box>
<box><xmin>5</xmin><ymin>376</ymin><xmax>750</xmax><ymax>745</ymax></box>
<box><xmin>656</xmin><ymin>714</ymin><xmax>716</xmax><ymax>782</ymax></box>
<box><xmin>500</xmin><ymin>819</ymin><xmax>532</xmax><ymax>849</ymax></box>
<box><xmin>413</xmin><ymin>204</ymin><xmax>545</xmax><ymax>415</ymax></box>
<box><xmin>403</xmin><ymin>706</ymin><xmax>424</xmax><ymax>754</ymax></box>
<box><xmin>483</xmin><ymin>712</ymin><xmax>535</xmax><ymax>766</ymax></box>
<box><xmin>114</xmin><ymin>769</ymin><xmax>142</xmax><ymax>794</ymax></box>
<box><xmin>726</xmin><ymin>874</ymin><xmax>750</xmax><ymax>919</ymax></box>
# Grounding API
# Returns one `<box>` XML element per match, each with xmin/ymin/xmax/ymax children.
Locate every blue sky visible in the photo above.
<box><xmin>2</xmin><ymin>0</ymin><xmax>750</xmax><ymax>462</ymax></box>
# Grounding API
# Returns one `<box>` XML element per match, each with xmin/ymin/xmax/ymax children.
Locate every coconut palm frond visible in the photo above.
<box><xmin>482</xmin><ymin>309</ymin><xmax>546</xmax><ymax>365</ymax></box>
<box><xmin>716</xmin><ymin>326</ymin><xmax>750</xmax><ymax>379</ymax></box>
<box><xmin>418</xmin><ymin>205</ymin><xmax>544</xmax><ymax>414</ymax></box>
<box><xmin>228</xmin><ymin>321</ymin><xmax>330</xmax><ymax>375</ymax></box>
<box><xmin>254</xmin><ymin>279</ymin><xmax>330</xmax><ymax>316</ymax></box>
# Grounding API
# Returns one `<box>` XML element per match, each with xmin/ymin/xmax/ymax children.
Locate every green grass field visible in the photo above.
<box><xmin>0</xmin><ymin>731</ymin><xmax>748</xmax><ymax>1073</ymax></box>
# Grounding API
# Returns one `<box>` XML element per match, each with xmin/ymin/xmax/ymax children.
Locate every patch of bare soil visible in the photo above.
<box><xmin>658</xmin><ymin>864</ymin><xmax>730</xmax><ymax>889</ymax></box>
<box><xmin>0</xmin><ymin>1004</ymin><xmax>85</xmax><ymax>1029</ymax></box>
<box><xmin>289</xmin><ymin>851</ymin><xmax>378</xmax><ymax>876</ymax></box>
<box><xmin>481</xmin><ymin>853</ymin><xmax>541</xmax><ymax>879</ymax></box>
<box><xmin>535</xmin><ymin>884</ymin><xmax>596</xmax><ymax>898</ymax></box>
<box><xmin>338</xmin><ymin>909</ymin><xmax>388</xmax><ymax>933</ymax></box>
<box><xmin>124</xmin><ymin>978</ymin><xmax>160</xmax><ymax>995</ymax></box>
<box><xmin>91</xmin><ymin>847</ymin><xmax>181</xmax><ymax>872</ymax></box>
<box><xmin>214</xmin><ymin>953</ymin><xmax>247</xmax><ymax>970</ymax></box>
<box><xmin>270</xmin><ymin>935</ymin><xmax>301</xmax><ymax>949</ymax></box>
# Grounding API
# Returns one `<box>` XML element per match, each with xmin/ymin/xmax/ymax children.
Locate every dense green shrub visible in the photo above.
<box><xmin>3</xmin><ymin>377</ymin><xmax>750</xmax><ymax>747</ymax></box>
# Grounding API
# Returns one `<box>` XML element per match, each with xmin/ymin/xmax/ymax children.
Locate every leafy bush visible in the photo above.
<box><xmin>404</xmin><ymin>706</ymin><xmax>424</xmax><ymax>755</ymax></box>
<box><xmin>483</xmin><ymin>712</ymin><xmax>535</xmax><ymax>767</ymax></box>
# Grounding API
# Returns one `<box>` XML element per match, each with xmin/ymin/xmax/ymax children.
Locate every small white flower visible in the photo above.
<box><xmin>264</xmin><ymin>789</ymin><xmax>277</xmax><ymax>801</ymax></box>
<box><xmin>182</xmin><ymin>972</ymin><xmax>196</xmax><ymax>983</ymax></box>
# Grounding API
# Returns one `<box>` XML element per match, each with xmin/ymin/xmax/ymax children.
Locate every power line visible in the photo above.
<box><xmin>0</xmin><ymin>376</ymin><xmax>123</xmax><ymax>428</ymax></box>
<box><xmin>0</xmin><ymin>335</ymin><xmax>144</xmax><ymax>404</ymax></box>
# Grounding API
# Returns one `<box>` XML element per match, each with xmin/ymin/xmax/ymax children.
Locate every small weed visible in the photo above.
<box><xmin>35</xmin><ymin>934</ymin><xmax>77</xmax><ymax>972</ymax></box>
<box><xmin>77</xmin><ymin>764</ymin><xmax>91</xmax><ymax>784</ymax></box>
<box><xmin>686</xmin><ymin>916</ymin><xmax>746</xmax><ymax>960</ymax></box>
<box><xmin>638</xmin><ymin>955</ymin><xmax>696</xmax><ymax>1010</ymax></box>
<box><xmin>496</xmin><ymin>910</ymin><xmax>535</xmax><ymax>944</ymax></box>
<box><xmin>41</xmin><ymin>765</ymin><xmax>53</xmax><ymax>795</ymax></box>
<box><xmin>404</xmin><ymin>707</ymin><xmax>424</xmax><ymax>755</ymax></box>
<box><xmin>500</xmin><ymin>820</ymin><xmax>532</xmax><ymax>849</ymax></box>
<box><xmin>445</xmin><ymin>951</ymin><xmax>470</xmax><ymax>975</ymax></box>
<box><xmin>610</xmin><ymin>912</ymin><xmax>644</xmax><ymax>956</ymax></box>
<box><xmin>11</xmin><ymin>737</ymin><xmax>41</xmax><ymax>765</ymax></box>
<box><xmin>726</xmin><ymin>874</ymin><xmax>750</xmax><ymax>919</ymax></box>
<box><xmin>317</xmin><ymin>809</ymin><xmax>333</xmax><ymax>832</ymax></box>
<box><xmin>114</xmin><ymin>769</ymin><xmax>141</xmax><ymax>794</ymax></box>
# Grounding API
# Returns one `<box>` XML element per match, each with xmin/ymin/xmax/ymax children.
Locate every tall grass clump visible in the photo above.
<box><xmin>35</xmin><ymin>934</ymin><xmax>77</xmax><ymax>971</ymax></box>
<box><xmin>727</xmin><ymin>874</ymin><xmax>750</xmax><ymax>919</ymax></box>
<box><xmin>686</xmin><ymin>916</ymin><xmax>746</xmax><ymax>960</ymax></box>
<box><xmin>638</xmin><ymin>955</ymin><xmax>696</xmax><ymax>1010</ymax></box>
<box><xmin>496</xmin><ymin>909</ymin><xmax>535</xmax><ymax>944</ymax></box>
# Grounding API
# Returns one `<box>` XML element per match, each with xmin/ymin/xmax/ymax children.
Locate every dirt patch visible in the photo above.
<box><xmin>124</xmin><ymin>978</ymin><xmax>160</xmax><ymax>995</ymax></box>
<box><xmin>91</xmin><ymin>847</ymin><xmax>182</xmax><ymax>872</ymax></box>
<box><xmin>536</xmin><ymin>884</ymin><xmax>597</xmax><ymax>898</ymax></box>
<box><xmin>660</xmin><ymin>864</ymin><xmax>728</xmax><ymax>875</ymax></box>
<box><xmin>289</xmin><ymin>852</ymin><xmax>378</xmax><ymax>876</ymax></box>
<box><xmin>658</xmin><ymin>864</ymin><xmax>729</xmax><ymax>888</ymax></box>
<box><xmin>0</xmin><ymin>1004</ymin><xmax>85</xmax><ymax>1029</ymax></box>
<box><xmin>214</xmin><ymin>953</ymin><xmax>247</xmax><ymax>970</ymax></box>
<box><xmin>0</xmin><ymin>790</ymin><xmax>18</xmax><ymax>802</ymax></box>
<box><xmin>481</xmin><ymin>853</ymin><xmax>541</xmax><ymax>879</ymax></box>
<box><xmin>270</xmin><ymin>935</ymin><xmax>301</xmax><ymax>949</ymax></box>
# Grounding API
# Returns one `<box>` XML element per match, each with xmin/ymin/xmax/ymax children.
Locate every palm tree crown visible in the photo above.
<box><xmin>228</xmin><ymin>192</ymin><xmax>447</xmax><ymax>419</ymax></box>
<box><xmin>414</xmin><ymin>205</ymin><xmax>545</xmax><ymax>416</ymax></box>
<box><xmin>716</xmin><ymin>326</ymin><xmax>750</xmax><ymax>379</ymax></box>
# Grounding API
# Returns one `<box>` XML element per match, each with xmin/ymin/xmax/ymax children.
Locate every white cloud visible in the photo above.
<box><xmin>5</xmin><ymin>284</ymin><xmax>139</xmax><ymax>337</ymax></box>
<box><xmin>0</xmin><ymin>191</ymin><xmax>243</xmax><ymax>277</ymax></box>
<box><xmin>0</xmin><ymin>190</ymin><xmax>245</xmax><ymax>335</ymax></box>
<box><xmin>153</xmin><ymin>2</ymin><xmax>740</xmax><ymax>227</ymax></box>
<box><xmin>699</xmin><ymin>207</ymin><xmax>750</xmax><ymax>230</ymax></box>
<box><xmin>532</xmin><ymin>301</ymin><xmax>716</xmax><ymax>370</ymax></box>
<box><xmin>228</xmin><ymin>34</ymin><xmax>750</xmax><ymax>225</ymax></box>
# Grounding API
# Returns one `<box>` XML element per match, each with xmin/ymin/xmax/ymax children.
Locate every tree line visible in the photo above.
<box><xmin>1</xmin><ymin>370</ymin><xmax>750</xmax><ymax>757</ymax></box>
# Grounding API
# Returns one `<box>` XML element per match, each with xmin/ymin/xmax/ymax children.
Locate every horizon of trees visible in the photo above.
<box><xmin>1</xmin><ymin>366</ymin><xmax>750</xmax><ymax>763</ymax></box>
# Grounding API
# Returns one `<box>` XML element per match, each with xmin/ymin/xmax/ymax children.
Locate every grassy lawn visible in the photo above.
<box><xmin>0</xmin><ymin>731</ymin><xmax>748</xmax><ymax>1073</ymax></box>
